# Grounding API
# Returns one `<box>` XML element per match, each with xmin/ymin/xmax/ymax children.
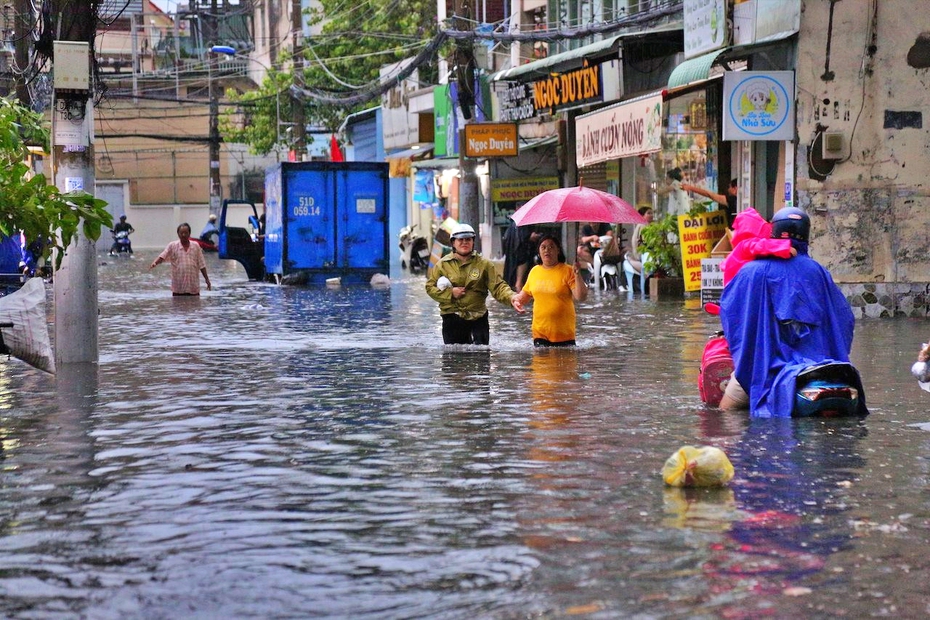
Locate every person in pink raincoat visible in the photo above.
<box><xmin>721</xmin><ymin>208</ymin><xmax>794</xmax><ymax>285</ymax></box>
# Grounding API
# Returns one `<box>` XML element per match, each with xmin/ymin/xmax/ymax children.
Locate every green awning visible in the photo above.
<box><xmin>490</xmin><ymin>35</ymin><xmax>625</xmax><ymax>82</ymax></box>
<box><xmin>491</xmin><ymin>24</ymin><xmax>682</xmax><ymax>83</ymax></box>
<box><xmin>667</xmin><ymin>48</ymin><xmax>729</xmax><ymax>89</ymax></box>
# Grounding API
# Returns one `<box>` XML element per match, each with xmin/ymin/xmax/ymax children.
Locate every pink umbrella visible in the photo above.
<box><xmin>511</xmin><ymin>184</ymin><xmax>646</xmax><ymax>226</ymax></box>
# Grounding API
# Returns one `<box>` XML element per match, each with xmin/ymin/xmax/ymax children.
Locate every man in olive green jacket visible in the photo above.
<box><xmin>426</xmin><ymin>224</ymin><xmax>525</xmax><ymax>345</ymax></box>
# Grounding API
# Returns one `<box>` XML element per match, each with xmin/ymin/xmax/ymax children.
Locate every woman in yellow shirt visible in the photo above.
<box><xmin>512</xmin><ymin>235</ymin><xmax>588</xmax><ymax>347</ymax></box>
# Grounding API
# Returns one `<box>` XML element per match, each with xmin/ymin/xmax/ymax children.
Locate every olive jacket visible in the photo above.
<box><xmin>425</xmin><ymin>252</ymin><xmax>515</xmax><ymax>321</ymax></box>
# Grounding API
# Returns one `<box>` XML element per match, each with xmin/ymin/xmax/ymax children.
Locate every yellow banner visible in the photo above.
<box><xmin>678</xmin><ymin>211</ymin><xmax>729</xmax><ymax>292</ymax></box>
<box><xmin>491</xmin><ymin>176</ymin><xmax>560</xmax><ymax>202</ymax></box>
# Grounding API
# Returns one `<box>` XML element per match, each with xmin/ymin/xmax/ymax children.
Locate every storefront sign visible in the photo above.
<box><xmin>733</xmin><ymin>0</ymin><xmax>800</xmax><ymax>46</ymax></box>
<box><xmin>684</xmin><ymin>0</ymin><xmax>727</xmax><ymax>59</ymax></box>
<box><xmin>463</xmin><ymin>123</ymin><xmax>519</xmax><ymax>158</ymax></box>
<box><xmin>575</xmin><ymin>94</ymin><xmax>663</xmax><ymax>168</ymax></box>
<box><xmin>381</xmin><ymin>59</ymin><xmax>420</xmax><ymax>150</ymax></box>
<box><xmin>491</xmin><ymin>176</ymin><xmax>560</xmax><ymax>202</ymax></box>
<box><xmin>678</xmin><ymin>211</ymin><xmax>729</xmax><ymax>292</ymax></box>
<box><xmin>532</xmin><ymin>63</ymin><xmax>601</xmax><ymax>113</ymax></box>
<box><xmin>496</xmin><ymin>82</ymin><xmax>536</xmax><ymax>122</ymax></box>
<box><xmin>700</xmin><ymin>258</ymin><xmax>724</xmax><ymax>305</ymax></box>
<box><xmin>723</xmin><ymin>71</ymin><xmax>795</xmax><ymax>141</ymax></box>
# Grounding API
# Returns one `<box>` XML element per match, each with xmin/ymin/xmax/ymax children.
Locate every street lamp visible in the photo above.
<box><xmin>209</xmin><ymin>45</ymin><xmax>283</xmax><ymax>158</ymax></box>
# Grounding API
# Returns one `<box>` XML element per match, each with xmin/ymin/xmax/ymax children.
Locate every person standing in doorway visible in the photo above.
<box><xmin>426</xmin><ymin>223</ymin><xmax>525</xmax><ymax>345</ymax></box>
<box><xmin>150</xmin><ymin>223</ymin><xmax>212</xmax><ymax>296</ymax></box>
<box><xmin>682</xmin><ymin>178</ymin><xmax>738</xmax><ymax>224</ymax></box>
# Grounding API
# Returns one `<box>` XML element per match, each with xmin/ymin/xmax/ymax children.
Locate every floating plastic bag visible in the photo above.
<box><xmin>662</xmin><ymin>445</ymin><xmax>734</xmax><ymax>487</ymax></box>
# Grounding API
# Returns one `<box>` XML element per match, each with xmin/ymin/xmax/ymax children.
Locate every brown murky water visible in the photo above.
<box><xmin>0</xmin><ymin>253</ymin><xmax>928</xmax><ymax>618</ymax></box>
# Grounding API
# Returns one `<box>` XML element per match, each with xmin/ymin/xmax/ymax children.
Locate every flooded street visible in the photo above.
<box><xmin>2</xmin><ymin>252</ymin><xmax>930</xmax><ymax>618</ymax></box>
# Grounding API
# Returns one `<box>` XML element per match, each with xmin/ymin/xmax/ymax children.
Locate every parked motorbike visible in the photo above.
<box><xmin>398</xmin><ymin>225</ymin><xmax>429</xmax><ymax>273</ymax></box>
<box><xmin>698</xmin><ymin>303</ymin><xmax>865</xmax><ymax>417</ymax></box>
<box><xmin>109</xmin><ymin>230</ymin><xmax>133</xmax><ymax>256</ymax></box>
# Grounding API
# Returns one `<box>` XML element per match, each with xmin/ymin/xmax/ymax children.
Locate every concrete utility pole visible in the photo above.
<box><xmin>51</xmin><ymin>6</ymin><xmax>98</xmax><ymax>365</ymax></box>
<box><xmin>207</xmin><ymin>0</ymin><xmax>222</xmax><ymax>217</ymax></box>
<box><xmin>291</xmin><ymin>0</ymin><xmax>306</xmax><ymax>160</ymax></box>
<box><xmin>454</xmin><ymin>0</ymin><xmax>480</xmax><ymax>236</ymax></box>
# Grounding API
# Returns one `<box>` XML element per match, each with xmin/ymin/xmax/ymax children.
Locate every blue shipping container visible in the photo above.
<box><xmin>264</xmin><ymin>162</ymin><xmax>390</xmax><ymax>284</ymax></box>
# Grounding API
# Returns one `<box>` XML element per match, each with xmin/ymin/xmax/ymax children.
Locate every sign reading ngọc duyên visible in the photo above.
<box><xmin>463</xmin><ymin>123</ymin><xmax>519</xmax><ymax>158</ymax></box>
<box><xmin>532</xmin><ymin>63</ymin><xmax>601</xmax><ymax>113</ymax></box>
<box><xmin>490</xmin><ymin>176</ymin><xmax>560</xmax><ymax>202</ymax></box>
<box><xmin>678</xmin><ymin>211</ymin><xmax>729</xmax><ymax>292</ymax></box>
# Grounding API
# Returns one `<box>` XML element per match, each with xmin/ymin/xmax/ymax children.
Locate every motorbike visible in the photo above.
<box><xmin>398</xmin><ymin>225</ymin><xmax>430</xmax><ymax>274</ymax></box>
<box><xmin>698</xmin><ymin>303</ymin><xmax>865</xmax><ymax>417</ymax></box>
<box><xmin>109</xmin><ymin>230</ymin><xmax>133</xmax><ymax>256</ymax></box>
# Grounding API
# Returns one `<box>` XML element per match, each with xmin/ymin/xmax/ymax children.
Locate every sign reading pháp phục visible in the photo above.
<box><xmin>491</xmin><ymin>176</ymin><xmax>560</xmax><ymax>202</ymax></box>
<box><xmin>463</xmin><ymin>123</ymin><xmax>519</xmax><ymax>158</ymax></box>
<box><xmin>678</xmin><ymin>211</ymin><xmax>729</xmax><ymax>292</ymax></box>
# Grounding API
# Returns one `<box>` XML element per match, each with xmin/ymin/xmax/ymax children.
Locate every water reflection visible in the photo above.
<box><xmin>1</xmin><ymin>256</ymin><xmax>929</xmax><ymax>617</ymax></box>
<box><xmin>663</xmin><ymin>414</ymin><xmax>868</xmax><ymax>616</ymax></box>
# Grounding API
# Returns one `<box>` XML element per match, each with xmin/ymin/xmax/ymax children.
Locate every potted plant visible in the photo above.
<box><xmin>637</xmin><ymin>202</ymin><xmax>712</xmax><ymax>298</ymax></box>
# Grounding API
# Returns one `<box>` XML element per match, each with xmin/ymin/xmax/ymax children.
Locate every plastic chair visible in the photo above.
<box><xmin>623</xmin><ymin>252</ymin><xmax>648</xmax><ymax>298</ymax></box>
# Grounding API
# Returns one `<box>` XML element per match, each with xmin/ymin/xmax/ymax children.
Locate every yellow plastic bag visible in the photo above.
<box><xmin>662</xmin><ymin>445</ymin><xmax>734</xmax><ymax>487</ymax></box>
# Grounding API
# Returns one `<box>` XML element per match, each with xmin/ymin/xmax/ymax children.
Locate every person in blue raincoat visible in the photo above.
<box><xmin>718</xmin><ymin>207</ymin><xmax>867</xmax><ymax>418</ymax></box>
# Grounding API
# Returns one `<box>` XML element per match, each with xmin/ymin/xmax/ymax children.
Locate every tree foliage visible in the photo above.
<box><xmin>221</xmin><ymin>0</ymin><xmax>442</xmax><ymax>155</ymax></box>
<box><xmin>0</xmin><ymin>97</ymin><xmax>112</xmax><ymax>270</ymax></box>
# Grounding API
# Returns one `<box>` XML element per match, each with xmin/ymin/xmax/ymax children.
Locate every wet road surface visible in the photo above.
<box><xmin>1</xmin><ymin>252</ymin><xmax>929</xmax><ymax>618</ymax></box>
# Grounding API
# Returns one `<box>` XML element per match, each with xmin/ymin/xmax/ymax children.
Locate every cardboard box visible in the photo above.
<box><xmin>710</xmin><ymin>228</ymin><xmax>733</xmax><ymax>258</ymax></box>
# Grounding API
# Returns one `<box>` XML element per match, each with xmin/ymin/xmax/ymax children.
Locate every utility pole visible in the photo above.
<box><xmin>454</xmin><ymin>0</ymin><xmax>480</xmax><ymax>236</ymax></box>
<box><xmin>51</xmin><ymin>4</ymin><xmax>98</xmax><ymax>365</ymax></box>
<box><xmin>291</xmin><ymin>0</ymin><xmax>306</xmax><ymax>160</ymax></box>
<box><xmin>13</xmin><ymin>0</ymin><xmax>31</xmax><ymax>105</ymax></box>
<box><xmin>207</xmin><ymin>0</ymin><xmax>222</xmax><ymax>217</ymax></box>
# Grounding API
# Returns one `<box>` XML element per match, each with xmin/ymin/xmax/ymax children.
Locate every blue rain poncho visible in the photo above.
<box><xmin>719</xmin><ymin>247</ymin><xmax>866</xmax><ymax>418</ymax></box>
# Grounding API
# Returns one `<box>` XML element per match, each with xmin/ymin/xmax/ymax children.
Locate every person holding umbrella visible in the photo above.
<box><xmin>425</xmin><ymin>223</ymin><xmax>525</xmax><ymax>345</ymax></box>
<box><xmin>512</xmin><ymin>234</ymin><xmax>588</xmax><ymax>347</ymax></box>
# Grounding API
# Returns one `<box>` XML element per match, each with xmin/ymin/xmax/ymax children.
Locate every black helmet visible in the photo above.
<box><xmin>771</xmin><ymin>207</ymin><xmax>810</xmax><ymax>242</ymax></box>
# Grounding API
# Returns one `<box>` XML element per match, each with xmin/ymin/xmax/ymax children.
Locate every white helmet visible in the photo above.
<box><xmin>450</xmin><ymin>223</ymin><xmax>476</xmax><ymax>240</ymax></box>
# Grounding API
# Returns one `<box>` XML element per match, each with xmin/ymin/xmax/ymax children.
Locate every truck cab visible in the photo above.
<box><xmin>218</xmin><ymin>199</ymin><xmax>265</xmax><ymax>281</ymax></box>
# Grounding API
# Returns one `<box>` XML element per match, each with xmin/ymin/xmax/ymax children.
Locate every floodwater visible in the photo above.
<box><xmin>1</xmin><ymin>252</ymin><xmax>929</xmax><ymax>619</ymax></box>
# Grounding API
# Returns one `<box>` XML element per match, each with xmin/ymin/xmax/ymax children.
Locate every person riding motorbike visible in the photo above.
<box><xmin>200</xmin><ymin>214</ymin><xmax>219</xmax><ymax>246</ymax></box>
<box><xmin>718</xmin><ymin>207</ymin><xmax>867</xmax><ymax>418</ymax></box>
<box><xmin>110</xmin><ymin>214</ymin><xmax>135</xmax><ymax>256</ymax></box>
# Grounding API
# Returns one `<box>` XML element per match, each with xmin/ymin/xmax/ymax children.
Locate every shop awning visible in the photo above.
<box><xmin>386</xmin><ymin>143</ymin><xmax>434</xmax><ymax>160</ymax></box>
<box><xmin>667</xmin><ymin>48</ymin><xmax>729</xmax><ymax>89</ymax></box>
<box><xmin>519</xmin><ymin>135</ymin><xmax>558</xmax><ymax>150</ymax></box>
<box><xmin>667</xmin><ymin>32</ymin><xmax>799</xmax><ymax>90</ymax></box>
<box><xmin>411</xmin><ymin>157</ymin><xmax>459</xmax><ymax>170</ymax></box>
<box><xmin>491</xmin><ymin>24</ymin><xmax>681</xmax><ymax>83</ymax></box>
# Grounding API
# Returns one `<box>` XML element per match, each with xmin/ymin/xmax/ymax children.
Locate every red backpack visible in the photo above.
<box><xmin>699</xmin><ymin>333</ymin><xmax>734</xmax><ymax>407</ymax></box>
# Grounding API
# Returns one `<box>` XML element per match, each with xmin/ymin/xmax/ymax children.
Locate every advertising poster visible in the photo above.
<box><xmin>678</xmin><ymin>211</ymin><xmax>729</xmax><ymax>292</ymax></box>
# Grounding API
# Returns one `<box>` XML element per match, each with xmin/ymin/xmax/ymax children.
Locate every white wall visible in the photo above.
<box><xmin>114</xmin><ymin>204</ymin><xmax>260</xmax><ymax>250</ymax></box>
